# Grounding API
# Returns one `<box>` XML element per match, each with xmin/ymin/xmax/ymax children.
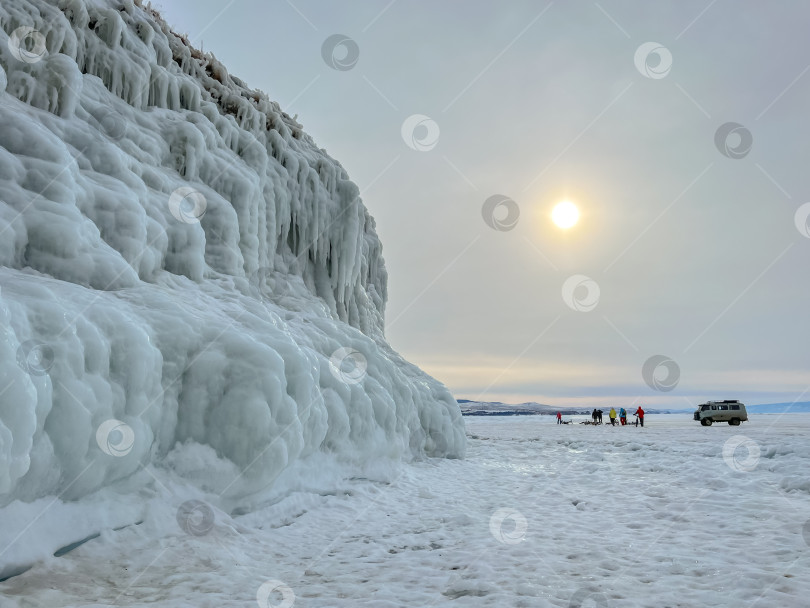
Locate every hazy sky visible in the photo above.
<box><xmin>155</xmin><ymin>0</ymin><xmax>810</xmax><ymax>408</ymax></box>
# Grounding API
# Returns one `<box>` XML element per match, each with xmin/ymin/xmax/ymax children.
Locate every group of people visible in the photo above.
<box><xmin>609</xmin><ymin>407</ymin><xmax>645</xmax><ymax>426</ymax></box>
<box><xmin>556</xmin><ymin>406</ymin><xmax>645</xmax><ymax>426</ymax></box>
<box><xmin>607</xmin><ymin>406</ymin><xmax>645</xmax><ymax>426</ymax></box>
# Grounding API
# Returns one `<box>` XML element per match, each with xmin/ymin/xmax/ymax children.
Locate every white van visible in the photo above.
<box><xmin>693</xmin><ymin>400</ymin><xmax>748</xmax><ymax>426</ymax></box>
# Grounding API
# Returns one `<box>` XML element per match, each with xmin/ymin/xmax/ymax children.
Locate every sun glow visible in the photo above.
<box><xmin>552</xmin><ymin>201</ymin><xmax>579</xmax><ymax>229</ymax></box>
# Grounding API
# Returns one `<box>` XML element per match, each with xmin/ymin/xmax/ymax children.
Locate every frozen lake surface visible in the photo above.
<box><xmin>3</xmin><ymin>414</ymin><xmax>809</xmax><ymax>607</ymax></box>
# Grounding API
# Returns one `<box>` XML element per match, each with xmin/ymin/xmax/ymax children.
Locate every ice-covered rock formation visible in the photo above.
<box><xmin>0</xmin><ymin>0</ymin><xmax>464</xmax><ymax>507</ymax></box>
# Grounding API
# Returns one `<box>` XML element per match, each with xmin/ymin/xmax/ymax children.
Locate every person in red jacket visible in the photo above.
<box><xmin>635</xmin><ymin>406</ymin><xmax>645</xmax><ymax>427</ymax></box>
<box><xmin>556</xmin><ymin>411</ymin><xmax>562</xmax><ymax>424</ymax></box>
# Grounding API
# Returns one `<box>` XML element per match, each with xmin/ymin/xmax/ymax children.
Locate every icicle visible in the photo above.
<box><xmin>0</xmin><ymin>0</ymin><xmax>464</xmax><ymax>520</ymax></box>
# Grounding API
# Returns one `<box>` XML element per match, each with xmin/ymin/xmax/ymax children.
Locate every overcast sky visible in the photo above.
<box><xmin>155</xmin><ymin>0</ymin><xmax>810</xmax><ymax>409</ymax></box>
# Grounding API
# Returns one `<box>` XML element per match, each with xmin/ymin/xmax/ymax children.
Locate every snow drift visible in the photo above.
<box><xmin>0</xmin><ymin>0</ymin><xmax>464</xmax><ymax>510</ymax></box>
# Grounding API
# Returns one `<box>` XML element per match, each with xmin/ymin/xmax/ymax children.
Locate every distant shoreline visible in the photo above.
<box><xmin>460</xmin><ymin>411</ymin><xmax>809</xmax><ymax>416</ymax></box>
<box><xmin>457</xmin><ymin>399</ymin><xmax>810</xmax><ymax>416</ymax></box>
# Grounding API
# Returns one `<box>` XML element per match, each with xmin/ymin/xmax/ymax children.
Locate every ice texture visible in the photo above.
<box><xmin>0</xmin><ymin>0</ymin><xmax>464</xmax><ymax>507</ymax></box>
<box><xmin>5</xmin><ymin>415</ymin><xmax>810</xmax><ymax>606</ymax></box>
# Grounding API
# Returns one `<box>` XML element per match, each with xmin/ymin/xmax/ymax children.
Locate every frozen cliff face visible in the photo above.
<box><xmin>0</xmin><ymin>0</ymin><xmax>465</xmax><ymax>506</ymax></box>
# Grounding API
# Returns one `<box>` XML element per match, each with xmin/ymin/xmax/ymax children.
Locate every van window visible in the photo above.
<box><xmin>731</xmin><ymin>404</ymin><xmax>740</xmax><ymax>410</ymax></box>
<box><xmin>719</xmin><ymin>405</ymin><xmax>729</xmax><ymax>410</ymax></box>
<box><xmin>711</xmin><ymin>405</ymin><xmax>717</xmax><ymax>410</ymax></box>
<box><xmin>701</xmin><ymin>405</ymin><xmax>710</xmax><ymax>411</ymax></box>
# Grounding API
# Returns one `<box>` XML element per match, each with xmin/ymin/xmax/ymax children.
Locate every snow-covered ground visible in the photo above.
<box><xmin>3</xmin><ymin>413</ymin><xmax>808</xmax><ymax>607</ymax></box>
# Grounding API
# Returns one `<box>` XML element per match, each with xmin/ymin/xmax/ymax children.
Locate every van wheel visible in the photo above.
<box><xmin>703</xmin><ymin>418</ymin><xmax>713</xmax><ymax>426</ymax></box>
<box><xmin>729</xmin><ymin>418</ymin><xmax>740</xmax><ymax>426</ymax></box>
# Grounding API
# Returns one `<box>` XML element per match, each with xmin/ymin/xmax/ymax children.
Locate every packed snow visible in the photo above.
<box><xmin>1</xmin><ymin>414</ymin><xmax>808</xmax><ymax>606</ymax></box>
<box><xmin>0</xmin><ymin>0</ymin><xmax>464</xmax><ymax>577</ymax></box>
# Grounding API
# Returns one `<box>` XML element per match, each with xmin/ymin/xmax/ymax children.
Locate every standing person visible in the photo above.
<box><xmin>635</xmin><ymin>406</ymin><xmax>645</xmax><ymax>427</ymax></box>
<box><xmin>597</xmin><ymin>409</ymin><xmax>603</xmax><ymax>424</ymax></box>
<box><xmin>619</xmin><ymin>407</ymin><xmax>627</xmax><ymax>426</ymax></box>
<box><xmin>591</xmin><ymin>409</ymin><xmax>597</xmax><ymax>424</ymax></box>
<box><xmin>557</xmin><ymin>411</ymin><xmax>562</xmax><ymax>425</ymax></box>
<box><xmin>609</xmin><ymin>407</ymin><xmax>617</xmax><ymax>426</ymax></box>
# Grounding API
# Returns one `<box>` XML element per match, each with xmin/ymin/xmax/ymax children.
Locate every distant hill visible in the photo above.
<box><xmin>746</xmin><ymin>401</ymin><xmax>810</xmax><ymax>414</ymax></box>
<box><xmin>456</xmin><ymin>399</ymin><xmax>810</xmax><ymax>416</ymax></box>
<box><xmin>457</xmin><ymin>400</ymin><xmax>577</xmax><ymax>417</ymax></box>
<box><xmin>456</xmin><ymin>400</ymin><xmax>684</xmax><ymax>416</ymax></box>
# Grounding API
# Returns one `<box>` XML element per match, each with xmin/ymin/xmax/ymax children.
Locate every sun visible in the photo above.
<box><xmin>552</xmin><ymin>201</ymin><xmax>579</xmax><ymax>229</ymax></box>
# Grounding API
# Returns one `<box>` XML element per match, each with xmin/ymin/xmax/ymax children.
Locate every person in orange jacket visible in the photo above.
<box><xmin>635</xmin><ymin>406</ymin><xmax>645</xmax><ymax>427</ymax></box>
